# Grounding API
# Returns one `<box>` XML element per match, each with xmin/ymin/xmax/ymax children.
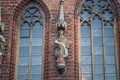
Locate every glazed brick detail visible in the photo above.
<box><xmin>0</xmin><ymin>0</ymin><xmax>120</xmax><ymax>80</ymax></box>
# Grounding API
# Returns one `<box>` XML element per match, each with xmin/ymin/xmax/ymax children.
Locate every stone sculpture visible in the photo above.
<box><xmin>55</xmin><ymin>0</ymin><xmax>69</xmax><ymax>74</ymax></box>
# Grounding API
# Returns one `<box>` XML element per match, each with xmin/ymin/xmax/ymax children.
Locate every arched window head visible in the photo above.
<box><xmin>80</xmin><ymin>0</ymin><xmax>118</xmax><ymax>80</ymax></box>
<box><xmin>17</xmin><ymin>5</ymin><xmax>44</xmax><ymax>80</ymax></box>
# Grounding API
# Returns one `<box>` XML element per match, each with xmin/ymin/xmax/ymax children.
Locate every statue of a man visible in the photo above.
<box><xmin>55</xmin><ymin>30</ymin><xmax>69</xmax><ymax>74</ymax></box>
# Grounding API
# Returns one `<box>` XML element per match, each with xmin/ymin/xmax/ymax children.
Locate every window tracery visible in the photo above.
<box><xmin>80</xmin><ymin>0</ymin><xmax>117</xmax><ymax>80</ymax></box>
<box><xmin>17</xmin><ymin>6</ymin><xmax>43</xmax><ymax>80</ymax></box>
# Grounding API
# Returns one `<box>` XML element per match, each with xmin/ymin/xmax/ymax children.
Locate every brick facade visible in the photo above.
<box><xmin>0</xmin><ymin>0</ymin><xmax>120</xmax><ymax>80</ymax></box>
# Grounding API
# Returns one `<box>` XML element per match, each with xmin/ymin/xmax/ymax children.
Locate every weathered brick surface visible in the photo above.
<box><xmin>0</xmin><ymin>0</ymin><xmax>120</xmax><ymax>80</ymax></box>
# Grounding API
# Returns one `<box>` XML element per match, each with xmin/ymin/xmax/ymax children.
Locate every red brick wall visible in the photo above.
<box><xmin>0</xmin><ymin>0</ymin><xmax>120</xmax><ymax>80</ymax></box>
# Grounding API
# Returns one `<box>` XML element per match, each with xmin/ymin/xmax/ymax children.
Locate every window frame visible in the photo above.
<box><xmin>79</xmin><ymin>0</ymin><xmax>119</xmax><ymax>80</ymax></box>
<box><xmin>14</xmin><ymin>4</ymin><xmax>46</xmax><ymax>80</ymax></box>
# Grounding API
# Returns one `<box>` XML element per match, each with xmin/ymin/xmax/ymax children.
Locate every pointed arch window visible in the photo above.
<box><xmin>17</xmin><ymin>5</ymin><xmax>44</xmax><ymax>80</ymax></box>
<box><xmin>80</xmin><ymin>0</ymin><xmax>118</xmax><ymax>80</ymax></box>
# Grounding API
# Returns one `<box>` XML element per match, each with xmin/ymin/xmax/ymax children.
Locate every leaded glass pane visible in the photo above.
<box><xmin>93</xmin><ymin>29</ymin><xmax>102</xmax><ymax>36</ymax></box>
<box><xmin>102</xmin><ymin>10</ymin><xmax>113</xmax><ymax>20</ymax></box>
<box><xmin>94</xmin><ymin>65</ymin><xmax>104</xmax><ymax>74</ymax></box>
<box><xmin>34</xmin><ymin>22</ymin><xmax>43</xmax><ymax>29</ymax></box>
<box><xmin>94</xmin><ymin>55</ymin><xmax>103</xmax><ymax>64</ymax></box>
<box><xmin>20</xmin><ymin>29</ymin><xmax>30</xmax><ymax>37</ymax></box>
<box><xmin>82</xmin><ymin>56</ymin><xmax>91</xmax><ymax>64</ymax></box>
<box><xmin>32</xmin><ymin>28</ymin><xmax>42</xmax><ymax>38</ymax></box>
<box><xmin>81</xmin><ymin>22</ymin><xmax>90</xmax><ymax>28</ymax></box>
<box><xmin>81</xmin><ymin>28</ymin><xmax>90</xmax><ymax>37</ymax></box>
<box><xmin>93</xmin><ymin>5</ymin><xmax>100</xmax><ymax>13</ymax></box>
<box><xmin>104</xmin><ymin>37</ymin><xmax>114</xmax><ymax>45</ymax></box>
<box><xmin>100</xmin><ymin>1</ymin><xmax>108</xmax><ymax>7</ymax></box>
<box><xmin>20</xmin><ymin>38</ymin><xmax>29</xmax><ymax>47</ymax></box>
<box><xmin>104</xmin><ymin>45</ymin><xmax>115</xmax><ymax>53</ymax></box>
<box><xmin>32</xmin><ymin>38</ymin><xmax>42</xmax><ymax>46</ymax></box>
<box><xmin>80</xmin><ymin>14</ymin><xmax>92</xmax><ymax>80</ymax></box>
<box><xmin>21</xmin><ymin>23</ymin><xmax>30</xmax><ymax>29</ymax></box>
<box><xmin>81</xmin><ymin>38</ymin><xmax>90</xmax><ymax>46</ymax></box>
<box><xmin>18</xmin><ymin>66</ymin><xmax>28</xmax><ymax>75</ymax></box>
<box><xmin>31</xmin><ymin>66</ymin><xmax>41</xmax><ymax>74</ymax></box>
<box><xmin>82</xmin><ymin>64</ymin><xmax>92</xmax><ymax>73</ymax></box>
<box><xmin>106</xmin><ymin>74</ymin><xmax>116</xmax><ymax>80</ymax></box>
<box><xmin>32</xmin><ymin>46</ymin><xmax>42</xmax><ymax>56</ymax></box>
<box><xmin>106</xmin><ymin>64</ymin><xmax>116</xmax><ymax>73</ymax></box>
<box><xmin>31</xmin><ymin>56</ymin><xmax>42</xmax><ymax>65</ymax></box>
<box><xmin>93</xmin><ymin>37</ymin><xmax>102</xmax><ymax>45</ymax></box>
<box><xmin>81</xmin><ymin>46</ymin><xmax>91</xmax><ymax>56</ymax></box>
<box><xmin>94</xmin><ymin>46</ymin><xmax>102</xmax><ymax>55</ymax></box>
<box><xmin>31</xmin><ymin>75</ymin><xmax>41</xmax><ymax>80</ymax></box>
<box><xmin>94</xmin><ymin>74</ymin><xmax>104</xmax><ymax>80</ymax></box>
<box><xmin>104</xmin><ymin>28</ymin><xmax>114</xmax><ymax>36</ymax></box>
<box><xmin>18</xmin><ymin>75</ymin><xmax>28</xmax><ymax>80</ymax></box>
<box><xmin>106</xmin><ymin>55</ymin><xmax>115</xmax><ymax>64</ymax></box>
<box><xmin>34</xmin><ymin>11</ymin><xmax>41</xmax><ymax>16</ymax></box>
<box><xmin>92</xmin><ymin>16</ymin><xmax>102</xmax><ymax>28</ymax></box>
<box><xmin>18</xmin><ymin>57</ymin><xmax>28</xmax><ymax>66</ymax></box>
<box><xmin>80</xmin><ymin>9</ymin><xmax>92</xmax><ymax>20</ymax></box>
<box><xmin>104</xmin><ymin>22</ymin><xmax>113</xmax><ymax>28</ymax></box>
<box><xmin>19</xmin><ymin>47</ymin><xmax>29</xmax><ymax>57</ymax></box>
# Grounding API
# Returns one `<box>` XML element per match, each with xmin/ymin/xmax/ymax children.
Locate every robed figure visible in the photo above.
<box><xmin>55</xmin><ymin>30</ymin><xmax>69</xmax><ymax>74</ymax></box>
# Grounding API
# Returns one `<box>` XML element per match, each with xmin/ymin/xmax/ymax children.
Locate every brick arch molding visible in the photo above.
<box><xmin>10</xmin><ymin>0</ymin><xmax>51</xmax><ymax>80</ymax></box>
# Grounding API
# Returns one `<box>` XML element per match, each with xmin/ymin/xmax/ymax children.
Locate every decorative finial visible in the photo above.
<box><xmin>57</xmin><ymin>0</ymin><xmax>67</xmax><ymax>31</ymax></box>
<box><xmin>59</xmin><ymin>0</ymin><xmax>64</xmax><ymax>21</ymax></box>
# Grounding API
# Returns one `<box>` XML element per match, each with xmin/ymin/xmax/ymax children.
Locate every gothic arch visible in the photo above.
<box><xmin>10</xmin><ymin>0</ymin><xmax>50</xmax><ymax>80</ymax></box>
<box><xmin>13</xmin><ymin>0</ymin><xmax>50</xmax><ymax>23</ymax></box>
<box><xmin>74</xmin><ymin>0</ymin><xmax>120</xmax><ymax>80</ymax></box>
<box><xmin>74</xmin><ymin>0</ymin><xmax>120</xmax><ymax>20</ymax></box>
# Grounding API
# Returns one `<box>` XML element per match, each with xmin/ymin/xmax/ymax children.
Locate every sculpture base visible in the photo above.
<box><xmin>57</xmin><ymin>64</ymin><xmax>66</xmax><ymax>74</ymax></box>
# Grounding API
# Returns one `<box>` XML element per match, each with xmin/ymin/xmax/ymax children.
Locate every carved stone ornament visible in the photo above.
<box><xmin>0</xmin><ymin>22</ymin><xmax>5</xmax><ymax>64</ymax></box>
<box><xmin>55</xmin><ymin>0</ymin><xmax>69</xmax><ymax>74</ymax></box>
<box><xmin>0</xmin><ymin>22</ymin><xmax>4</xmax><ymax>32</ymax></box>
